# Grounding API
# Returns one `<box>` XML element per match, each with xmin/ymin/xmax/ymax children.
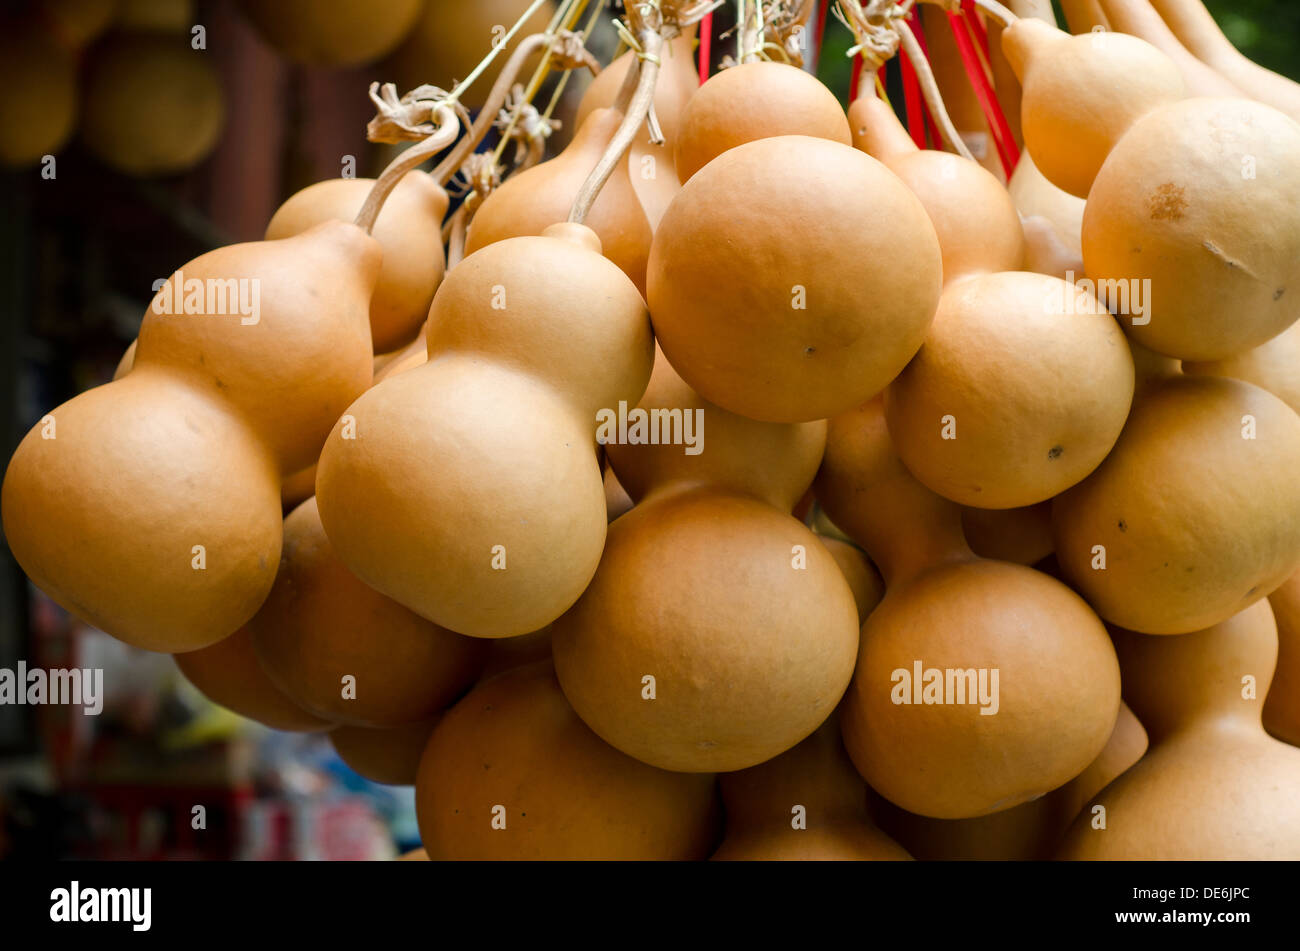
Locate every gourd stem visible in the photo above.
<box><xmin>915</xmin><ymin>0</ymin><xmax>1018</xmax><ymax>30</ymax></box>
<box><xmin>444</xmin><ymin>0</ymin><xmax>554</xmax><ymax>104</ymax></box>
<box><xmin>355</xmin><ymin>106</ymin><xmax>459</xmax><ymax>235</ymax></box>
<box><xmin>446</xmin><ymin>202</ymin><xmax>471</xmax><ymax>270</ymax></box>
<box><xmin>432</xmin><ymin>34</ymin><xmax>550</xmax><ymax>186</ymax></box>
<box><xmin>894</xmin><ymin>18</ymin><xmax>976</xmax><ymax>161</ymax></box>
<box><xmin>568</xmin><ymin>30</ymin><xmax>665</xmax><ymax>225</ymax></box>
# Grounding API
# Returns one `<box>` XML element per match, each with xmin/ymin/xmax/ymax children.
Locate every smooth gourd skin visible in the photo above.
<box><xmin>136</xmin><ymin>221</ymin><xmax>380</xmax><ymax>474</ymax></box>
<box><xmin>1264</xmin><ymin>571</ymin><xmax>1300</xmax><ymax>746</ymax></box>
<box><xmin>605</xmin><ymin>345</ymin><xmax>828</xmax><ymax>514</ymax></box>
<box><xmin>843</xmin><ymin>560</ymin><xmax>1122</xmax><ymax>819</ymax></box>
<box><xmin>316</xmin><ymin>230</ymin><xmax>654</xmax><ymax>638</ymax></box>
<box><xmin>247</xmin><ymin>498</ymin><xmax>486</xmax><ymax>727</ymax></box>
<box><xmin>554</xmin><ymin>488</ymin><xmax>860</xmax><ymax>773</ymax></box>
<box><xmin>649</xmin><ymin>135</ymin><xmax>942</xmax><ymax>424</ymax></box>
<box><xmin>0</xmin><ymin>18</ymin><xmax>77</xmax><ymax>167</ymax></box>
<box><xmin>575</xmin><ymin>30</ymin><xmax>699</xmax><ymax>229</ymax></box>
<box><xmin>961</xmin><ymin>503</ymin><xmax>1055</xmax><ymax>566</ymax></box>
<box><xmin>712</xmin><ymin>719</ymin><xmax>912</xmax><ymax>861</ymax></box>
<box><xmin>466</xmin><ymin>109</ymin><xmax>653</xmax><ymax>295</ymax></box>
<box><xmin>415</xmin><ymin>662</ymin><xmax>721</xmax><ymax>860</ymax></box>
<box><xmin>1002</xmin><ymin>18</ymin><xmax>1185</xmax><ymax>197</ymax></box>
<box><xmin>554</xmin><ymin>354</ymin><xmax>853</xmax><ymax>774</ymax></box>
<box><xmin>330</xmin><ymin>719</ymin><xmax>438</xmax><ymax>786</ymax></box>
<box><xmin>174</xmin><ymin>627</ymin><xmax>331</xmax><ymax>733</ymax></box>
<box><xmin>848</xmin><ymin>96</ymin><xmax>1025</xmax><ymax>284</ymax></box>
<box><xmin>1083</xmin><ymin>98</ymin><xmax>1300</xmax><ymax>362</ymax></box>
<box><xmin>3</xmin><ymin>220</ymin><xmax>380</xmax><ymax>653</ymax></box>
<box><xmin>81</xmin><ymin>33</ymin><xmax>225</xmax><ymax>177</ymax></box>
<box><xmin>1053</xmin><ymin>375</ymin><xmax>1300</xmax><ymax>635</ymax></box>
<box><xmin>237</xmin><ymin>0</ymin><xmax>422</xmax><ymax>67</ymax></box>
<box><xmin>1007</xmin><ymin>151</ymin><xmax>1086</xmax><ymax>262</ymax></box>
<box><xmin>1183</xmin><ymin>321</ymin><xmax>1300</xmax><ymax>416</ymax></box>
<box><xmin>1058</xmin><ymin>600</ymin><xmax>1300</xmax><ymax>859</ymax></box>
<box><xmin>818</xmin><ymin>538</ymin><xmax>886</xmax><ymax>626</ymax></box>
<box><xmin>869</xmin><ymin>702</ymin><xmax>1147</xmax><ymax>860</ymax></box>
<box><xmin>885</xmin><ymin>272</ymin><xmax>1135</xmax><ymax>509</ymax></box>
<box><xmin>3</xmin><ymin>374</ymin><xmax>284</xmax><ymax>653</ymax></box>
<box><xmin>817</xmin><ymin>398</ymin><xmax>1122</xmax><ymax>820</ymax></box>
<box><xmin>266</xmin><ymin>173</ymin><xmax>449</xmax><ymax>353</ymax></box>
<box><xmin>673</xmin><ymin>61</ymin><xmax>852</xmax><ymax>184</ymax></box>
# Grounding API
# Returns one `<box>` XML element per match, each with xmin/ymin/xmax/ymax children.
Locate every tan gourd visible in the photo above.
<box><xmin>3</xmin><ymin>220</ymin><xmax>380</xmax><ymax>652</ymax></box>
<box><xmin>1053</xmin><ymin>374</ymin><xmax>1300</xmax><ymax>634</ymax></box>
<box><xmin>816</xmin><ymin>397</ymin><xmax>1122</xmax><ymax>819</ymax></box>
<box><xmin>1083</xmin><ymin>98</ymin><xmax>1300</xmax><ymax>361</ymax></box>
<box><xmin>1007</xmin><ymin>151</ymin><xmax>1086</xmax><ymax>267</ymax></box>
<box><xmin>173</xmin><ymin>627</ymin><xmax>332</xmax><ymax>733</ymax></box>
<box><xmin>266</xmin><ymin>172</ymin><xmax>449</xmax><ymax>353</ymax></box>
<box><xmin>1059</xmin><ymin>0</ymin><xmax>1110</xmax><ymax>32</ymax></box>
<box><xmin>1182</xmin><ymin>322</ymin><xmax>1300</xmax><ymax>415</ymax></box>
<box><xmin>673</xmin><ymin>61</ymin><xmax>851</xmax><ymax>184</ymax></box>
<box><xmin>384</xmin><ymin>0</ymin><xmax>554</xmax><ymax>110</ymax></box>
<box><xmin>316</xmin><ymin>224</ymin><xmax>654</xmax><ymax>638</ymax></box>
<box><xmin>465</xmin><ymin>109</ymin><xmax>653</xmax><ymax>294</ymax></box>
<box><xmin>711</xmin><ymin>717</ymin><xmax>912</xmax><ymax>861</ymax></box>
<box><xmin>1098</xmin><ymin>0</ymin><xmax>1244</xmax><ymax>97</ymax></box>
<box><xmin>886</xmin><ymin>270</ymin><xmax>1134</xmax><ymax>508</ymax></box>
<box><xmin>1263</xmin><ymin>570</ymin><xmax>1300</xmax><ymax>746</ymax></box>
<box><xmin>1002</xmin><ymin>18</ymin><xmax>1185</xmax><ymax>197</ymax></box>
<box><xmin>961</xmin><ymin>503</ymin><xmax>1054</xmax><ymax>566</ymax></box>
<box><xmin>648</xmin><ymin>135</ymin><xmax>942</xmax><ymax>423</ymax></box>
<box><xmin>848</xmin><ymin>97</ymin><xmax>1024</xmax><ymax>284</ymax></box>
<box><xmin>576</xmin><ymin>28</ymin><xmax>699</xmax><ymax>228</ymax></box>
<box><xmin>850</xmin><ymin>97</ymin><xmax>1132</xmax><ymax>509</ymax></box>
<box><xmin>81</xmin><ymin>32</ymin><xmax>225</xmax><ymax>177</ymax></box>
<box><xmin>0</xmin><ymin>16</ymin><xmax>78</xmax><ymax>167</ymax></box>
<box><xmin>552</xmin><ymin>352</ymin><xmax>857</xmax><ymax>773</ymax></box>
<box><xmin>817</xmin><ymin>537</ymin><xmax>886</xmax><ymax>625</ymax></box>
<box><xmin>247</xmin><ymin>498</ymin><xmax>486</xmax><ymax>727</ymax></box>
<box><xmin>869</xmin><ymin>702</ymin><xmax>1147</xmax><ymax>860</ymax></box>
<box><xmin>603</xmin><ymin>466</ymin><xmax>634</xmax><ymax>521</ymax></box>
<box><xmin>1058</xmin><ymin>600</ymin><xmax>1300</xmax><ymax>859</ymax></box>
<box><xmin>1150</xmin><ymin>0</ymin><xmax>1300</xmax><ymax>122</ymax></box>
<box><xmin>415</xmin><ymin>661</ymin><xmax>720</xmax><ymax>859</ymax></box>
<box><xmin>330</xmin><ymin>718</ymin><xmax>438</xmax><ymax>786</ymax></box>
<box><xmin>237</xmin><ymin>0</ymin><xmax>422</xmax><ymax>67</ymax></box>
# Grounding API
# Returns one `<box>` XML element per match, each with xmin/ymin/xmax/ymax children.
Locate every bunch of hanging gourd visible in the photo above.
<box><xmin>5</xmin><ymin>0</ymin><xmax>1300</xmax><ymax>862</ymax></box>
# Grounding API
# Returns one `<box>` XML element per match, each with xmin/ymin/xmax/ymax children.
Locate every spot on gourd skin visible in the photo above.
<box><xmin>1146</xmin><ymin>183</ymin><xmax>1187</xmax><ymax>221</ymax></box>
<box><xmin>1275</xmin><ymin>288</ymin><xmax>1286</xmax><ymax>301</ymax></box>
<box><xmin>1047</xmin><ymin>445</ymin><xmax>1063</xmax><ymax>460</ymax></box>
<box><xmin>1117</xmin><ymin>519</ymin><xmax>1127</xmax><ymax>533</ymax></box>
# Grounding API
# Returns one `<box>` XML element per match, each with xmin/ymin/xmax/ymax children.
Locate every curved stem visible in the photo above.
<box><xmin>445</xmin><ymin>0</ymin><xmax>554</xmax><ymax>103</ymax></box>
<box><xmin>446</xmin><ymin>203</ymin><xmax>471</xmax><ymax>270</ymax></box>
<box><xmin>894</xmin><ymin>18</ymin><xmax>976</xmax><ymax>160</ymax></box>
<box><xmin>355</xmin><ymin>105</ymin><xmax>459</xmax><ymax>234</ymax></box>
<box><xmin>568</xmin><ymin>31</ymin><xmax>665</xmax><ymax>225</ymax></box>
<box><xmin>914</xmin><ymin>0</ymin><xmax>1018</xmax><ymax>29</ymax></box>
<box><xmin>433</xmin><ymin>34</ymin><xmax>549</xmax><ymax>185</ymax></box>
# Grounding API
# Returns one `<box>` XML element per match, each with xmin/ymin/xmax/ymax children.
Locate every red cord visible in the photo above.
<box><xmin>898</xmin><ymin>31</ymin><xmax>927</xmax><ymax>149</ymax></box>
<box><xmin>814</xmin><ymin>0</ymin><xmax>830</xmax><ymax>63</ymax></box>
<box><xmin>945</xmin><ymin>10</ymin><xmax>1019</xmax><ymax>176</ymax></box>
<box><xmin>698</xmin><ymin>12</ymin><xmax>712</xmax><ymax>85</ymax></box>
<box><xmin>904</xmin><ymin>13</ymin><xmax>943</xmax><ymax>150</ymax></box>
<box><xmin>961</xmin><ymin>0</ymin><xmax>991</xmax><ymax>63</ymax></box>
<box><xmin>849</xmin><ymin>54</ymin><xmax>863</xmax><ymax>102</ymax></box>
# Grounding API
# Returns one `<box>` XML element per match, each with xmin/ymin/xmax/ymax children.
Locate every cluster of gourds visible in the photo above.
<box><xmin>5</xmin><ymin>0</ymin><xmax>1300</xmax><ymax>860</ymax></box>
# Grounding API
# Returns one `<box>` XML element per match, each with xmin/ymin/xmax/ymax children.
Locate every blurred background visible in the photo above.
<box><xmin>0</xmin><ymin>0</ymin><xmax>1295</xmax><ymax>861</ymax></box>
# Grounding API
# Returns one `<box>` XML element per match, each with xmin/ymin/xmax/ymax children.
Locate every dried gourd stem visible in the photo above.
<box><xmin>446</xmin><ymin>203</ymin><xmax>471</xmax><ymax>269</ymax></box>
<box><xmin>894</xmin><ymin>18</ymin><xmax>976</xmax><ymax>160</ymax></box>
<box><xmin>914</xmin><ymin>0</ymin><xmax>1017</xmax><ymax>28</ymax></box>
<box><xmin>568</xmin><ymin>29</ymin><xmax>664</xmax><ymax>225</ymax></box>
<box><xmin>432</xmin><ymin>34</ymin><xmax>550</xmax><ymax>185</ymax></box>
<box><xmin>355</xmin><ymin>104</ymin><xmax>459</xmax><ymax>234</ymax></box>
<box><xmin>835</xmin><ymin>0</ymin><xmax>902</xmax><ymax>97</ymax></box>
<box><xmin>491</xmin><ymin>0</ymin><xmax>599</xmax><ymax>166</ymax></box>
